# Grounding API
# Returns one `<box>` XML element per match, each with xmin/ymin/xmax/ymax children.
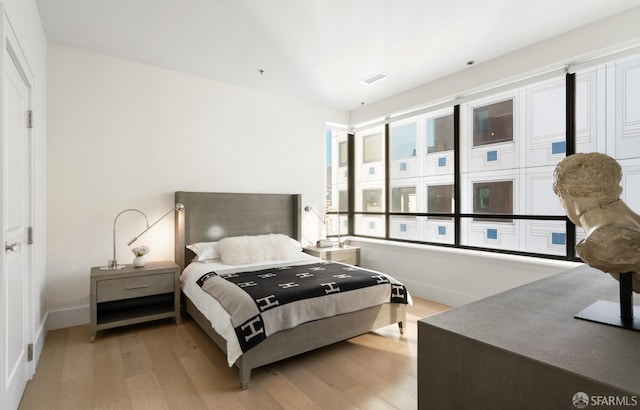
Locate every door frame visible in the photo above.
<box><xmin>0</xmin><ymin>8</ymin><xmax>36</xmax><ymax>408</ymax></box>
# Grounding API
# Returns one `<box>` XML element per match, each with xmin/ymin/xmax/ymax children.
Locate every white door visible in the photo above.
<box><xmin>1</xmin><ymin>43</ymin><xmax>32</xmax><ymax>410</ymax></box>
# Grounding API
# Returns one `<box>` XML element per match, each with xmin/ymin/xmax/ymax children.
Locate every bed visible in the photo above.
<box><xmin>174</xmin><ymin>191</ymin><xmax>408</xmax><ymax>389</ymax></box>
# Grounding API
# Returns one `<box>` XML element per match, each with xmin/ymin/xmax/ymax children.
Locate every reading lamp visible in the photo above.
<box><xmin>304</xmin><ymin>206</ymin><xmax>344</xmax><ymax>248</ymax></box>
<box><xmin>100</xmin><ymin>203</ymin><xmax>185</xmax><ymax>270</ymax></box>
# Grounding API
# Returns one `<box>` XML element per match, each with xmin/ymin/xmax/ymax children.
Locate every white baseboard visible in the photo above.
<box><xmin>47</xmin><ymin>305</ymin><xmax>89</xmax><ymax>330</ymax></box>
<box><xmin>400</xmin><ymin>277</ymin><xmax>478</xmax><ymax>307</ymax></box>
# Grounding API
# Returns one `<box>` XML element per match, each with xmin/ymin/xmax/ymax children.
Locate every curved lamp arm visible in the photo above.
<box><xmin>326</xmin><ymin>207</ymin><xmax>343</xmax><ymax>247</ymax></box>
<box><xmin>127</xmin><ymin>203</ymin><xmax>185</xmax><ymax>246</ymax></box>
<box><xmin>304</xmin><ymin>206</ymin><xmax>325</xmax><ymax>224</ymax></box>
<box><xmin>102</xmin><ymin>203</ymin><xmax>185</xmax><ymax>270</ymax></box>
<box><xmin>304</xmin><ymin>206</ymin><xmax>344</xmax><ymax>247</ymax></box>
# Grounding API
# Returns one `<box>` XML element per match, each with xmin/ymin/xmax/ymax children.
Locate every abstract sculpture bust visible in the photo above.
<box><xmin>554</xmin><ymin>152</ymin><xmax>640</xmax><ymax>331</ymax></box>
<box><xmin>553</xmin><ymin>152</ymin><xmax>640</xmax><ymax>293</ymax></box>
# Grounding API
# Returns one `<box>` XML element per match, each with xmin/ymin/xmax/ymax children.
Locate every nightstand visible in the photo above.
<box><xmin>303</xmin><ymin>245</ymin><xmax>361</xmax><ymax>266</ymax></box>
<box><xmin>89</xmin><ymin>260</ymin><xmax>181</xmax><ymax>342</ymax></box>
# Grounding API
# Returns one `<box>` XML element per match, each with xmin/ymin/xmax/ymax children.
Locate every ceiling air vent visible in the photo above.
<box><xmin>360</xmin><ymin>72</ymin><xmax>388</xmax><ymax>85</ymax></box>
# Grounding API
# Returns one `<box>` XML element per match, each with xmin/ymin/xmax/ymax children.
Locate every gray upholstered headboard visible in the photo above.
<box><xmin>174</xmin><ymin>192</ymin><xmax>302</xmax><ymax>271</ymax></box>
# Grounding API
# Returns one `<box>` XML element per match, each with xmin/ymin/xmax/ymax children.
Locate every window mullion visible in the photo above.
<box><xmin>347</xmin><ymin>133</ymin><xmax>355</xmax><ymax>236</ymax></box>
<box><xmin>384</xmin><ymin>123</ymin><xmax>390</xmax><ymax>240</ymax></box>
<box><xmin>453</xmin><ymin>104</ymin><xmax>461</xmax><ymax>247</ymax></box>
<box><xmin>565</xmin><ymin>72</ymin><xmax>577</xmax><ymax>260</ymax></box>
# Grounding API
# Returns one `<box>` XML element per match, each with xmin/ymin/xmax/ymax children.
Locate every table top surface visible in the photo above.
<box><xmin>304</xmin><ymin>245</ymin><xmax>359</xmax><ymax>251</ymax></box>
<box><xmin>91</xmin><ymin>260</ymin><xmax>179</xmax><ymax>277</ymax></box>
<box><xmin>420</xmin><ymin>265</ymin><xmax>640</xmax><ymax>393</ymax></box>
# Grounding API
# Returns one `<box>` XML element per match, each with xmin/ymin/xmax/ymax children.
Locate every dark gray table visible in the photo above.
<box><xmin>418</xmin><ymin>265</ymin><xmax>640</xmax><ymax>409</ymax></box>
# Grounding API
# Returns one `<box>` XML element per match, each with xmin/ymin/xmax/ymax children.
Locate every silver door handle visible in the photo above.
<box><xmin>5</xmin><ymin>242</ymin><xmax>20</xmax><ymax>253</ymax></box>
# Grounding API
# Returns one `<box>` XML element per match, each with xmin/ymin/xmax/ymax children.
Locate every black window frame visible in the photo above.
<box><xmin>345</xmin><ymin>73</ymin><xmax>577</xmax><ymax>261</ymax></box>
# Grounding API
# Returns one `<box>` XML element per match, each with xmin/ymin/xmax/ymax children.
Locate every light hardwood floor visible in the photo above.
<box><xmin>19</xmin><ymin>297</ymin><xmax>450</xmax><ymax>410</ymax></box>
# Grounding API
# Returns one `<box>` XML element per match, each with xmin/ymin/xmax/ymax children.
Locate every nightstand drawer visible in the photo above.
<box><xmin>97</xmin><ymin>272</ymin><xmax>174</xmax><ymax>303</ymax></box>
<box><xmin>303</xmin><ymin>246</ymin><xmax>361</xmax><ymax>266</ymax></box>
<box><xmin>329</xmin><ymin>252</ymin><xmax>358</xmax><ymax>265</ymax></box>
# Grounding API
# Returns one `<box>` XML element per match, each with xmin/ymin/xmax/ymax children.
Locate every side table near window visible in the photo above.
<box><xmin>303</xmin><ymin>246</ymin><xmax>361</xmax><ymax>266</ymax></box>
<box><xmin>89</xmin><ymin>260</ymin><xmax>181</xmax><ymax>342</ymax></box>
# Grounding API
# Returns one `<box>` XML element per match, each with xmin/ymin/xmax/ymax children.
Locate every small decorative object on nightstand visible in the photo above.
<box><xmin>89</xmin><ymin>260</ymin><xmax>181</xmax><ymax>342</ymax></box>
<box><xmin>303</xmin><ymin>245</ymin><xmax>360</xmax><ymax>266</ymax></box>
<box><xmin>131</xmin><ymin>245</ymin><xmax>149</xmax><ymax>268</ymax></box>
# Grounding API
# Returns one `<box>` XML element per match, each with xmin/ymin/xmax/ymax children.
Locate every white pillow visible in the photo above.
<box><xmin>186</xmin><ymin>241</ymin><xmax>219</xmax><ymax>261</ymax></box>
<box><xmin>216</xmin><ymin>234</ymin><xmax>301</xmax><ymax>265</ymax></box>
<box><xmin>216</xmin><ymin>236</ymin><xmax>264</xmax><ymax>265</ymax></box>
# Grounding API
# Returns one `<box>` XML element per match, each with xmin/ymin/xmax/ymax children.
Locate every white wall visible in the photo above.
<box><xmin>46</xmin><ymin>44</ymin><xmax>348</xmax><ymax>327</ymax></box>
<box><xmin>1</xmin><ymin>0</ymin><xmax>48</xmax><ymax>369</ymax></box>
<box><xmin>351</xmin><ymin>6</ymin><xmax>640</xmax><ymax>126</ymax></box>
<box><xmin>349</xmin><ymin>239</ymin><xmax>579</xmax><ymax>306</ymax></box>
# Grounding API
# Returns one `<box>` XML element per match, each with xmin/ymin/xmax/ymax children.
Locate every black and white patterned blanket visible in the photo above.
<box><xmin>196</xmin><ymin>261</ymin><xmax>408</xmax><ymax>353</ymax></box>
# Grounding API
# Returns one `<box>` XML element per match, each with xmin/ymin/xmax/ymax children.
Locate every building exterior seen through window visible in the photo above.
<box><xmin>427</xmin><ymin>113</ymin><xmax>455</xmax><ymax>153</ymax></box>
<box><xmin>363</xmin><ymin>189</ymin><xmax>383</xmax><ymax>212</ymax></box>
<box><xmin>363</xmin><ymin>132</ymin><xmax>383</xmax><ymax>163</ymax></box>
<box><xmin>326</xmin><ymin>51</ymin><xmax>640</xmax><ymax>259</ymax></box>
<box><xmin>472</xmin><ymin>181</ymin><xmax>513</xmax><ymax>223</ymax></box>
<box><xmin>473</xmin><ymin>99</ymin><xmax>514</xmax><ymax>147</ymax></box>
<box><xmin>392</xmin><ymin>187</ymin><xmax>417</xmax><ymax>213</ymax></box>
<box><xmin>338</xmin><ymin>141</ymin><xmax>348</xmax><ymax>167</ymax></box>
<box><xmin>428</xmin><ymin>184</ymin><xmax>454</xmax><ymax>220</ymax></box>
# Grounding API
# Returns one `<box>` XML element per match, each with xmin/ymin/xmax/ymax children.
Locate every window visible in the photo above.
<box><xmin>363</xmin><ymin>133</ymin><xmax>383</xmax><ymax>163</ymax></box>
<box><xmin>363</xmin><ymin>189</ymin><xmax>382</xmax><ymax>212</ymax></box>
<box><xmin>427</xmin><ymin>114</ymin><xmax>454</xmax><ymax>153</ymax></box>
<box><xmin>355</xmin><ymin>127</ymin><xmax>385</xmax><ymax>237</ymax></box>
<box><xmin>472</xmin><ymin>181</ymin><xmax>513</xmax><ymax>221</ymax></box>
<box><xmin>391</xmin><ymin>123</ymin><xmax>417</xmax><ymax>160</ymax></box>
<box><xmin>338</xmin><ymin>190</ymin><xmax>348</xmax><ymax>212</ymax></box>
<box><xmin>339</xmin><ymin>52</ymin><xmax>640</xmax><ymax>259</ymax></box>
<box><xmin>392</xmin><ymin>187</ymin><xmax>416</xmax><ymax>213</ymax></box>
<box><xmin>427</xmin><ymin>184</ymin><xmax>454</xmax><ymax>219</ymax></box>
<box><xmin>325</xmin><ymin>128</ymin><xmax>349</xmax><ymax>233</ymax></box>
<box><xmin>473</xmin><ymin>100</ymin><xmax>513</xmax><ymax>146</ymax></box>
<box><xmin>339</xmin><ymin>141</ymin><xmax>348</xmax><ymax>167</ymax></box>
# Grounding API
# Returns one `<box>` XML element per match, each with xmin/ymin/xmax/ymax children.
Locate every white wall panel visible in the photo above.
<box><xmin>575</xmin><ymin>71</ymin><xmax>600</xmax><ymax>153</ymax></box>
<box><xmin>526</xmin><ymin>171</ymin><xmax>564</xmax><ymax>215</ymax></box>
<box><xmin>463</xmin><ymin>220</ymin><xmax>518</xmax><ymax>251</ymax></box>
<box><xmin>390</xmin><ymin>157</ymin><xmax>419</xmax><ymax>179</ymax></box>
<box><xmin>526</xmin><ymin>221</ymin><xmax>566</xmax><ymax>256</ymax></box>
<box><xmin>424</xmin><ymin>219</ymin><xmax>455</xmax><ymax>244</ymax></box>
<box><xmin>615</xmin><ymin>56</ymin><xmax>640</xmax><ymax>158</ymax></box>
<box><xmin>425</xmin><ymin>151</ymin><xmax>454</xmax><ymax>175</ymax></box>
<box><xmin>389</xmin><ymin>217</ymin><xmax>418</xmax><ymax>240</ymax></box>
<box><xmin>621</xmin><ymin>163</ymin><xmax>640</xmax><ymax>211</ymax></box>
<box><xmin>526</xmin><ymin>79</ymin><xmax>566</xmax><ymax>166</ymax></box>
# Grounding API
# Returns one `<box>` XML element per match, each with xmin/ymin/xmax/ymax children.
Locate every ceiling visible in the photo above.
<box><xmin>36</xmin><ymin>0</ymin><xmax>640</xmax><ymax>111</ymax></box>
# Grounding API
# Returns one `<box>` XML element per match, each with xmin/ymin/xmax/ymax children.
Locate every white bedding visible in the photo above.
<box><xmin>181</xmin><ymin>253</ymin><xmax>320</xmax><ymax>365</ymax></box>
<box><xmin>181</xmin><ymin>253</ymin><xmax>412</xmax><ymax>366</ymax></box>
